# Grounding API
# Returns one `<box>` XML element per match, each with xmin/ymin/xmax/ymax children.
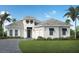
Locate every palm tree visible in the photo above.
<box><xmin>12</xmin><ymin>18</ymin><xmax>16</xmax><ymax>23</ymax></box>
<box><xmin>65</xmin><ymin>19</ymin><xmax>70</xmax><ymax>25</ymax></box>
<box><xmin>64</xmin><ymin>6</ymin><xmax>79</xmax><ymax>39</ymax></box>
<box><xmin>0</xmin><ymin>11</ymin><xmax>13</xmax><ymax>37</ymax></box>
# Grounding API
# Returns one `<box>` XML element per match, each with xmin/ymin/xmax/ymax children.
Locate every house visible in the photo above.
<box><xmin>6</xmin><ymin>16</ymin><xmax>70</xmax><ymax>39</ymax></box>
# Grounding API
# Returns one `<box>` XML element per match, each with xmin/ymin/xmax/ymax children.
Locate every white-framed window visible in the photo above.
<box><xmin>49</xmin><ymin>28</ymin><xmax>54</xmax><ymax>35</ymax></box>
<box><xmin>62</xmin><ymin>28</ymin><xmax>67</xmax><ymax>35</ymax></box>
<box><xmin>15</xmin><ymin>30</ymin><xmax>18</xmax><ymax>36</ymax></box>
<box><xmin>9</xmin><ymin>30</ymin><xmax>13</xmax><ymax>36</ymax></box>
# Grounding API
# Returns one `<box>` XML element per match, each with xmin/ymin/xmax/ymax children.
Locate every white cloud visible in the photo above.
<box><xmin>44</xmin><ymin>13</ymin><xmax>51</xmax><ymax>18</ymax></box>
<box><xmin>44</xmin><ymin>10</ymin><xmax>57</xmax><ymax>18</ymax></box>
<box><xmin>49</xmin><ymin>10</ymin><xmax>57</xmax><ymax>14</ymax></box>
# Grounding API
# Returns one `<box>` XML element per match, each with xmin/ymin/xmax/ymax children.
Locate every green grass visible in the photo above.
<box><xmin>19</xmin><ymin>40</ymin><xmax>79</xmax><ymax>53</ymax></box>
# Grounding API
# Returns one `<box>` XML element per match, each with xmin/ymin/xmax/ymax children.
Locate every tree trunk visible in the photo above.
<box><xmin>75</xmin><ymin>20</ymin><xmax>76</xmax><ymax>39</ymax></box>
<box><xmin>2</xmin><ymin>24</ymin><xmax>4</xmax><ymax>37</ymax></box>
<box><xmin>0</xmin><ymin>22</ymin><xmax>3</xmax><ymax>37</ymax></box>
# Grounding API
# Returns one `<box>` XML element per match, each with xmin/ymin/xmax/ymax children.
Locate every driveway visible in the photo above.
<box><xmin>0</xmin><ymin>39</ymin><xmax>21</xmax><ymax>53</ymax></box>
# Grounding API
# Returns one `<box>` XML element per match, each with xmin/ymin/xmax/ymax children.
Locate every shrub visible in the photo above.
<box><xmin>53</xmin><ymin>37</ymin><xmax>76</xmax><ymax>40</ymax></box>
<box><xmin>0</xmin><ymin>36</ymin><xmax>24</xmax><ymax>39</ymax></box>
<box><xmin>53</xmin><ymin>38</ymin><xmax>59</xmax><ymax>40</ymax></box>
<box><xmin>37</xmin><ymin>36</ymin><xmax>46</xmax><ymax>40</ymax></box>
<box><xmin>36</xmin><ymin>37</ymin><xmax>78</xmax><ymax>40</ymax></box>
<box><xmin>47</xmin><ymin>37</ymin><xmax>53</xmax><ymax>40</ymax></box>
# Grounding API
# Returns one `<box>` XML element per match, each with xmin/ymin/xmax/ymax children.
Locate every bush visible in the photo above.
<box><xmin>53</xmin><ymin>38</ymin><xmax>59</xmax><ymax>40</ymax></box>
<box><xmin>37</xmin><ymin>36</ymin><xmax>46</xmax><ymax>40</ymax></box>
<box><xmin>47</xmin><ymin>37</ymin><xmax>53</xmax><ymax>40</ymax></box>
<box><xmin>0</xmin><ymin>36</ymin><xmax>24</xmax><ymax>39</ymax></box>
<box><xmin>53</xmin><ymin>37</ymin><xmax>76</xmax><ymax>40</ymax></box>
<box><xmin>36</xmin><ymin>36</ymin><xmax>78</xmax><ymax>40</ymax></box>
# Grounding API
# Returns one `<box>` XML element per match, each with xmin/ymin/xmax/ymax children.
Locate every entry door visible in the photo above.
<box><xmin>27</xmin><ymin>29</ymin><xmax>32</xmax><ymax>38</ymax></box>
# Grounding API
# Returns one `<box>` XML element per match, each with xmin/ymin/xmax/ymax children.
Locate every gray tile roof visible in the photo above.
<box><xmin>6</xmin><ymin>16</ymin><xmax>70</xmax><ymax>28</ymax></box>
<box><xmin>38</xmin><ymin>18</ymin><xmax>70</xmax><ymax>26</ymax></box>
<box><xmin>6</xmin><ymin>20</ymin><xmax>24</xmax><ymax>28</ymax></box>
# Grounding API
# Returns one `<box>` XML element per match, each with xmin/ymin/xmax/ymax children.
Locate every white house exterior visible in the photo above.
<box><xmin>6</xmin><ymin>16</ymin><xmax>70</xmax><ymax>39</ymax></box>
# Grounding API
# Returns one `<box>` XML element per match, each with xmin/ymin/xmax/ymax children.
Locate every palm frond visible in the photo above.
<box><xmin>65</xmin><ymin>19</ymin><xmax>70</xmax><ymax>24</ymax></box>
<box><xmin>70</xmin><ymin>15</ymin><xmax>76</xmax><ymax>21</ymax></box>
<box><xmin>6</xmin><ymin>18</ymin><xmax>11</xmax><ymax>22</ymax></box>
<box><xmin>76</xmin><ymin>6</ymin><xmax>79</xmax><ymax>12</ymax></box>
<box><xmin>64</xmin><ymin>12</ymin><xmax>71</xmax><ymax>18</ymax></box>
<box><xmin>68</xmin><ymin>6</ymin><xmax>75</xmax><ymax>13</ymax></box>
<box><xmin>12</xmin><ymin>18</ymin><xmax>16</xmax><ymax>22</ymax></box>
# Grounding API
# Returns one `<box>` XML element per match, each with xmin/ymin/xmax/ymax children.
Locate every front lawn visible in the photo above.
<box><xmin>19</xmin><ymin>40</ymin><xmax>79</xmax><ymax>53</ymax></box>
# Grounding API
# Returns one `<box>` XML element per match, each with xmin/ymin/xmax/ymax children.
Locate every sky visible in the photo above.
<box><xmin>0</xmin><ymin>5</ymin><xmax>71</xmax><ymax>21</ymax></box>
<box><xmin>0</xmin><ymin>5</ymin><xmax>79</xmax><ymax>29</ymax></box>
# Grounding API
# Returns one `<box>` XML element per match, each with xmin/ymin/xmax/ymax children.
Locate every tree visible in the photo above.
<box><xmin>12</xmin><ymin>18</ymin><xmax>16</xmax><ymax>23</ymax></box>
<box><xmin>65</xmin><ymin>19</ymin><xmax>70</xmax><ymax>25</ymax></box>
<box><xmin>64</xmin><ymin>6</ymin><xmax>79</xmax><ymax>39</ymax></box>
<box><xmin>0</xmin><ymin>11</ymin><xmax>14</xmax><ymax>37</ymax></box>
<box><xmin>70</xmin><ymin>29</ymin><xmax>75</xmax><ymax>38</ymax></box>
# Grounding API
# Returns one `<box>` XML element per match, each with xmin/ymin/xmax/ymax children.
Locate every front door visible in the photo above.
<box><xmin>27</xmin><ymin>27</ymin><xmax>32</xmax><ymax>38</ymax></box>
<box><xmin>27</xmin><ymin>29</ymin><xmax>31</xmax><ymax>38</ymax></box>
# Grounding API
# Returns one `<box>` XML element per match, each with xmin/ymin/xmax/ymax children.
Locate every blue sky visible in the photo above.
<box><xmin>0</xmin><ymin>5</ymin><xmax>76</xmax><ymax>21</ymax></box>
<box><xmin>1</xmin><ymin>5</ymin><xmax>79</xmax><ymax>29</ymax></box>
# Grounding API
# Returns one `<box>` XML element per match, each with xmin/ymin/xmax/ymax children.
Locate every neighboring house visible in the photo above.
<box><xmin>6</xmin><ymin>16</ymin><xmax>70</xmax><ymax>39</ymax></box>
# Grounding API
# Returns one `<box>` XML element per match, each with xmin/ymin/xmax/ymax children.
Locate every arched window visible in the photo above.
<box><xmin>26</xmin><ymin>20</ymin><xmax>29</xmax><ymax>24</ymax></box>
<box><xmin>30</xmin><ymin>20</ymin><xmax>33</xmax><ymax>24</ymax></box>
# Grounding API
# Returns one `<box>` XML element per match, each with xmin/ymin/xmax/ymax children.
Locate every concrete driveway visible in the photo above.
<box><xmin>0</xmin><ymin>39</ymin><xmax>21</xmax><ymax>53</ymax></box>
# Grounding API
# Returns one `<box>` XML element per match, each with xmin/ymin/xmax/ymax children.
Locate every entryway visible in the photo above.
<box><xmin>27</xmin><ymin>27</ymin><xmax>32</xmax><ymax>38</ymax></box>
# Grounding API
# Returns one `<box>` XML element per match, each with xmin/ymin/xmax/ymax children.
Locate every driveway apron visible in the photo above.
<box><xmin>0</xmin><ymin>39</ymin><xmax>21</xmax><ymax>53</ymax></box>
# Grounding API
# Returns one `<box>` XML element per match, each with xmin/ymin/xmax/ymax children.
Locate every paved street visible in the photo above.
<box><xmin>0</xmin><ymin>39</ymin><xmax>21</xmax><ymax>53</ymax></box>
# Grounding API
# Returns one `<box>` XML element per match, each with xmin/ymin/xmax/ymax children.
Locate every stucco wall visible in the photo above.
<box><xmin>44</xmin><ymin>26</ymin><xmax>59</xmax><ymax>38</ymax></box>
<box><xmin>7</xmin><ymin>21</ymin><xmax>24</xmax><ymax>37</ymax></box>
<box><xmin>7</xmin><ymin>27</ymin><xmax>24</xmax><ymax>37</ymax></box>
<box><xmin>32</xmin><ymin>26</ymin><xmax>70</xmax><ymax>39</ymax></box>
<box><xmin>59</xmin><ymin>26</ymin><xmax>70</xmax><ymax>38</ymax></box>
<box><xmin>23</xmin><ymin>19</ymin><xmax>35</xmax><ymax>38</ymax></box>
<box><xmin>32</xmin><ymin>27</ymin><xmax>44</xmax><ymax>39</ymax></box>
<box><xmin>44</xmin><ymin>26</ymin><xmax>70</xmax><ymax>38</ymax></box>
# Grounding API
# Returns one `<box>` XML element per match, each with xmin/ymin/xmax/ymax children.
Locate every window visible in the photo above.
<box><xmin>49</xmin><ymin>28</ymin><xmax>54</xmax><ymax>35</ymax></box>
<box><xmin>15</xmin><ymin>30</ymin><xmax>18</xmax><ymax>36</ymax></box>
<box><xmin>30</xmin><ymin>20</ymin><xmax>33</xmax><ymax>24</ymax></box>
<box><xmin>26</xmin><ymin>20</ymin><xmax>29</xmax><ymax>24</ymax></box>
<box><xmin>9</xmin><ymin>30</ymin><xmax>13</xmax><ymax>36</ymax></box>
<box><xmin>35</xmin><ymin>22</ymin><xmax>38</xmax><ymax>25</ymax></box>
<box><xmin>62</xmin><ymin>28</ymin><xmax>67</xmax><ymax>35</ymax></box>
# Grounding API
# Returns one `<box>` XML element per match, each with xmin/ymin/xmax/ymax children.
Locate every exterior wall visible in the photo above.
<box><xmin>7</xmin><ymin>28</ymin><xmax>24</xmax><ymax>37</ymax></box>
<box><xmin>59</xmin><ymin>26</ymin><xmax>70</xmax><ymax>38</ymax></box>
<box><xmin>44</xmin><ymin>26</ymin><xmax>60</xmax><ymax>38</ymax></box>
<box><xmin>44</xmin><ymin>26</ymin><xmax>70</xmax><ymax>39</ymax></box>
<box><xmin>7</xmin><ymin>23</ymin><xmax>24</xmax><ymax>37</ymax></box>
<box><xmin>32</xmin><ymin>27</ymin><xmax>44</xmax><ymax>39</ymax></box>
<box><xmin>23</xmin><ymin>19</ymin><xmax>35</xmax><ymax>38</ymax></box>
